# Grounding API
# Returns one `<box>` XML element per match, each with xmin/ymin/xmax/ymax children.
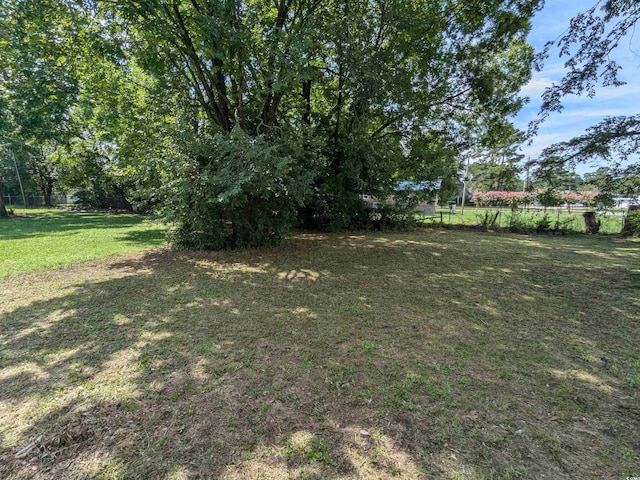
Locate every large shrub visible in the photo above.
<box><xmin>162</xmin><ymin>129</ymin><xmax>314</xmax><ymax>250</ymax></box>
<box><xmin>628</xmin><ymin>209</ymin><xmax>640</xmax><ymax>235</ymax></box>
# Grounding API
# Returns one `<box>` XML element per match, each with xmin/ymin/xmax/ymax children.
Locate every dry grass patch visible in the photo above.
<box><xmin>1</xmin><ymin>230</ymin><xmax>639</xmax><ymax>479</ymax></box>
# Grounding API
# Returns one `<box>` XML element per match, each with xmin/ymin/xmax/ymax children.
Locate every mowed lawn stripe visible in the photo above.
<box><xmin>0</xmin><ymin>209</ymin><xmax>167</xmax><ymax>278</ymax></box>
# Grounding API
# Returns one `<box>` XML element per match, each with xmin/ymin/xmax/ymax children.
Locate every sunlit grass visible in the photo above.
<box><xmin>0</xmin><ymin>208</ymin><xmax>166</xmax><ymax>278</ymax></box>
<box><xmin>431</xmin><ymin>206</ymin><xmax>626</xmax><ymax>234</ymax></box>
<box><xmin>1</xmin><ymin>226</ymin><xmax>639</xmax><ymax>479</ymax></box>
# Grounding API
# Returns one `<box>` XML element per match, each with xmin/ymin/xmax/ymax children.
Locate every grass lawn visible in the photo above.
<box><xmin>0</xmin><ymin>209</ymin><xmax>167</xmax><ymax>278</ymax></box>
<box><xmin>430</xmin><ymin>207</ymin><xmax>625</xmax><ymax>234</ymax></box>
<box><xmin>1</xmin><ymin>224</ymin><xmax>639</xmax><ymax>478</ymax></box>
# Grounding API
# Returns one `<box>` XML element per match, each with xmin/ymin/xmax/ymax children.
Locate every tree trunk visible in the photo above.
<box><xmin>302</xmin><ymin>80</ymin><xmax>311</xmax><ymax>126</ymax></box>
<box><xmin>583</xmin><ymin>211</ymin><xmax>601</xmax><ymax>234</ymax></box>
<box><xmin>0</xmin><ymin>182</ymin><xmax>8</xmax><ymax>218</ymax></box>
<box><xmin>622</xmin><ymin>205</ymin><xmax>639</xmax><ymax>236</ymax></box>
<box><xmin>44</xmin><ymin>178</ymin><xmax>55</xmax><ymax>207</ymax></box>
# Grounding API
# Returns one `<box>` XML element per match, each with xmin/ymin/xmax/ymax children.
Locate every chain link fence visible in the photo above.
<box><xmin>428</xmin><ymin>206</ymin><xmax>629</xmax><ymax>235</ymax></box>
<box><xmin>2</xmin><ymin>194</ymin><xmax>78</xmax><ymax>207</ymax></box>
<box><xmin>2</xmin><ymin>194</ymin><xmax>131</xmax><ymax>210</ymax></box>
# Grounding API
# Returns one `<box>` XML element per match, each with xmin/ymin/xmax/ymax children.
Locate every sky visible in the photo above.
<box><xmin>513</xmin><ymin>0</ymin><xmax>640</xmax><ymax>175</ymax></box>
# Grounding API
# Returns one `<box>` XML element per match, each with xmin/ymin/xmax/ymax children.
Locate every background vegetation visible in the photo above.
<box><xmin>0</xmin><ymin>0</ymin><xmax>540</xmax><ymax>246</ymax></box>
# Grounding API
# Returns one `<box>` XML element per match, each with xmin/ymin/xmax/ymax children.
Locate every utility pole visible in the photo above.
<box><xmin>461</xmin><ymin>155</ymin><xmax>471</xmax><ymax>215</ymax></box>
<box><xmin>11</xmin><ymin>149</ymin><xmax>27</xmax><ymax>208</ymax></box>
<box><xmin>1</xmin><ymin>144</ymin><xmax>27</xmax><ymax>209</ymax></box>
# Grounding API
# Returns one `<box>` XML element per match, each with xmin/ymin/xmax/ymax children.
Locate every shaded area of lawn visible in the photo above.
<box><xmin>1</xmin><ymin>230</ymin><xmax>639</xmax><ymax>479</ymax></box>
<box><xmin>0</xmin><ymin>209</ymin><xmax>166</xmax><ymax>278</ymax></box>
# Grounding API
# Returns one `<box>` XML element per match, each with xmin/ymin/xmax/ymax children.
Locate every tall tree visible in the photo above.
<box><xmin>0</xmin><ymin>154</ymin><xmax>10</xmax><ymax>217</ymax></box>
<box><xmin>0</xmin><ymin>0</ymin><xmax>85</xmax><ymax>206</ymax></box>
<box><xmin>2</xmin><ymin>0</ymin><xmax>541</xmax><ymax>246</ymax></box>
<box><xmin>584</xmin><ymin>165</ymin><xmax>640</xmax><ymax>205</ymax></box>
<box><xmin>100</xmin><ymin>0</ymin><xmax>540</xmax><ymax>246</ymax></box>
<box><xmin>0</xmin><ymin>79</ymin><xmax>15</xmax><ymax>217</ymax></box>
<box><xmin>531</xmin><ymin>164</ymin><xmax>582</xmax><ymax>192</ymax></box>
<box><xmin>469</xmin><ymin>130</ymin><xmax>526</xmax><ymax>192</ymax></box>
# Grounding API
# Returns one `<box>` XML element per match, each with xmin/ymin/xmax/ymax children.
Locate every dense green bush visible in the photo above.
<box><xmin>163</xmin><ymin>129</ymin><xmax>428</xmax><ymax>249</ymax></box>
<box><xmin>298</xmin><ymin>186</ymin><xmax>373</xmax><ymax>231</ymax></box>
<box><xmin>536</xmin><ymin>188</ymin><xmax>562</xmax><ymax>209</ymax></box>
<box><xmin>628</xmin><ymin>210</ymin><xmax>640</xmax><ymax>235</ymax></box>
<box><xmin>163</xmin><ymin>129</ymin><xmax>314</xmax><ymax>250</ymax></box>
<box><xmin>369</xmin><ymin>203</ymin><xmax>421</xmax><ymax>231</ymax></box>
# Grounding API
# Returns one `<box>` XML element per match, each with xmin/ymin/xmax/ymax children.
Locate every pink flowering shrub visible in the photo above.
<box><xmin>561</xmin><ymin>192</ymin><xmax>582</xmax><ymax>205</ymax></box>
<box><xmin>578</xmin><ymin>191</ymin><xmax>597</xmax><ymax>206</ymax></box>
<box><xmin>472</xmin><ymin>191</ymin><xmax>535</xmax><ymax>207</ymax></box>
<box><xmin>561</xmin><ymin>191</ymin><xmax>597</xmax><ymax>205</ymax></box>
<box><xmin>472</xmin><ymin>190</ymin><xmax>598</xmax><ymax>208</ymax></box>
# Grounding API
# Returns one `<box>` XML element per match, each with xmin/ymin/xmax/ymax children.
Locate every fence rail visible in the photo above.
<box><xmin>424</xmin><ymin>206</ymin><xmax>629</xmax><ymax>235</ymax></box>
<box><xmin>2</xmin><ymin>194</ymin><xmax>79</xmax><ymax>207</ymax></box>
<box><xmin>2</xmin><ymin>194</ymin><xmax>131</xmax><ymax>210</ymax></box>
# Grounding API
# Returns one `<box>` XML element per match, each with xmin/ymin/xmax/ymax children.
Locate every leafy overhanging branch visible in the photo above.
<box><xmin>539</xmin><ymin>114</ymin><xmax>640</xmax><ymax>169</ymax></box>
<box><xmin>532</xmin><ymin>0</ymin><xmax>640</xmax><ymax>168</ymax></box>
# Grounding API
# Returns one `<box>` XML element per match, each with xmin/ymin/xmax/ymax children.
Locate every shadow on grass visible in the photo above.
<box><xmin>1</xmin><ymin>231</ymin><xmax>639</xmax><ymax>479</ymax></box>
<box><xmin>0</xmin><ymin>211</ymin><xmax>163</xmax><ymax>242</ymax></box>
<box><xmin>114</xmin><ymin>228</ymin><xmax>168</xmax><ymax>248</ymax></box>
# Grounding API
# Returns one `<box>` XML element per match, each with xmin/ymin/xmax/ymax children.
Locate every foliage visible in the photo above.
<box><xmin>534</xmin><ymin>1</ymin><xmax>640</xmax><ymax>169</ymax></box>
<box><xmin>468</xmin><ymin>156</ymin><xmax>522</xmax><ymax>193</ymax></box>
<box><xmin>163</xmin><ymin>129</ymin><xmax>313</xmax><ymax>249</ymax></box>
<box><xmin>1</xmin><ymin>0</ymin><xmax>542</xmax><ymax>247</ymax></box>
<box><xmin>472</xmin><ymin>190</ymin><xmax>597</xmax><ymax>212</ymax></box>
<box><xmin>0</xmin><ymin>0</ymin><xmax>88</xmax><ymax>205</ymax></box>
<box><xmin>506</xmin><ymin>209</ymin><xmax>527</xmax><ymax>232</ymax></box>
<box><xmin>55</xmin><ymin>141</ymin><xmax>130</xmax><ymax>209</ymax></box>
<box><xmin>571</xmin><ymin>191</ymin><xmax>596</xmax><ymax>206</ymax></box>
<box><xmin>560</xmin><ymin>192</ymin><xmax>581</xmax><ymax>205</ymax></box>
<box><xmin>368</xmin><ymin>204</ymin><xmax>421</xmax><ymax>231</ymax></box>
<box><xmin>477</xmin><ymin>209</ymin><xmax>500</xmax><ymax>229</ymax></box>
<box><xmin>0</xmin><ymin>0</ymin><xmax>171</xmax><ymax>208</ymax></box>
<box><xmin>468</xmin><ymin>129</ymin><xmax>525</xmax><ymax>192</ymax></box>
<box><xmin>0</xmin><ymin>146</ymin><xmax>12</xmax><ymax>217</ymax></box>
<box><xmin>584</xmin><ymin>166</ymin><xmax>640</xmax><ymax>200</ymax></box>
<box><xmin>539</xmin><ymin>116</ymin><xmax>640</xmax><ymax>168</ymax></box>
<box><xmin>627</xmin><ymin>210</ymin><xmax>640</xmax><ymax>235</ymax></box>
<box><xmin>531</xmin><ymin>164</ymin><xmax>583</xmax><ymax>192</ymax></box>
<box><xmin>95</xmin><ymin>1</ymin><xmax>539</xmax><ymax>243</ymax></box>
<box><xmin>472</xmin><ymin>190</ymin><xmax>535</xmax><ymax>208</ymax></box>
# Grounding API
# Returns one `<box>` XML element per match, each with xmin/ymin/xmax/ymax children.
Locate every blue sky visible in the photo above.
<box><xmin>514</xmin><ymin>0</ymin><xmax>640</xmax><ymax>175</ymax></box>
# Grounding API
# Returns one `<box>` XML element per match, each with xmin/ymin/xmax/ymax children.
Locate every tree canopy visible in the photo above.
<box><xmin>1</xmin><ymin>0</ymin><xmax>540</xmax><ymax>244</ymax></box>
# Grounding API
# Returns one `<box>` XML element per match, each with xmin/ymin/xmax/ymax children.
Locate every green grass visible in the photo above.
<box><xmin>431</xmin><ymin>206</ymin><xmax>626</xmax><ymax>234</ymax></box>
<box><xmin>1</xmin><ymin>223</ymin><xmax>639</xmax><ymax>478</ymax></box>
<box><xmin>0</xmin><ymin>208</ymin><xmax>167</xmax><ymax>278</ymax></box>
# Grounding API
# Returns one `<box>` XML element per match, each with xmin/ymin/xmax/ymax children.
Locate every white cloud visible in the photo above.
<box><xmin>519</xmin><ymin>131</ymin><xmax>586</xmax><ymax>159</ymax></box>
<box><xmin>519</xmin><ymin>76</ymin><xmax>553</xmax><ymax>98</ymax></box>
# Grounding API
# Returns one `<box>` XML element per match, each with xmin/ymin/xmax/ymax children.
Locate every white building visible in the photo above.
<box><xmin>614</xmin><ymin>196</ymin><xmax>640</xmax><ymax>209</ymax></box>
